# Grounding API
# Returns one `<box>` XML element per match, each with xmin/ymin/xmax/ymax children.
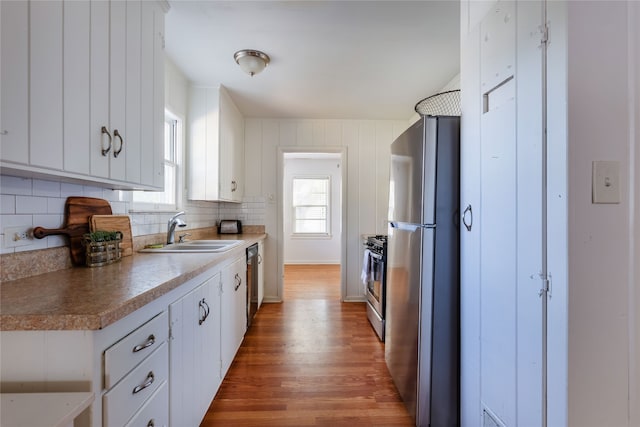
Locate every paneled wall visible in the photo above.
<box><xmin>244</xmin><ymin>118</ymin><xmax>409</xmax><ymax>302</ymax></box>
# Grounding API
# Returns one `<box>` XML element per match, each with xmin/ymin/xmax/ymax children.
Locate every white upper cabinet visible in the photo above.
<box><xmin>0</xmin><ymin>0</ymin><xmax>166</xmax><ymax>191</ymax></box>
<box><xmin>188</xmin><ymin>85</ymin><xmax>245</xmax><ymax>202</ymax></box>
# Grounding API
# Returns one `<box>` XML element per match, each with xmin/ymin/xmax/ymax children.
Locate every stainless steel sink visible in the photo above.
<box><xmin>139</xmin><ymin>240</ymin><xmax>243</xmax><ymax>253</ymax></box>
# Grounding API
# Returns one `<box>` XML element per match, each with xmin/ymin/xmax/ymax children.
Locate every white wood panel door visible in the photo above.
<box><xmin>468</xmin><ymin>2</ymin><xmax>545</xmax><ymax>426</ymax></box>
<box><xmin>30</xmin><ymin>0</ymin><xmax>63</xmax><ymax>170</ymax></box>
<box><xmin>63</xmin><ymin>0</ymin><xmax>91</xmax><ymax>175</ymax></box>
<box><xmin>199</xmin><ymin>274</ymin><xmax>222</xmax><ymax>417</ymax></box>
<box><xmin>125</xmin><ymin>0</ymin><xmax>142</xmax><ymax>185</ymax></box>
<box><xmin>459</xmin><ymin>19</ymin><xmax>482</xmax><ymax>427</ymax></box>
<box><xmin>152</xmin><ymin>2</ymin><xmax>165</xmax><ymax>189</ymax></box>
<box><xmin>140</xmin><ymin>0</ymin><xmax>156</xmax><ymax>187</ymax></box>
<box><xmin>90</xmin><ymin>0</ymin><xmax>111</xmax><ymax>179</ymax></box>
<box><xmin>108</xmin><ymin>0</ymin><xmax>127</xmax><ymax>182</ymax></box>
<box><xmin>169</xmin><ymin>273</ymin><xmax>221</xmax><ymax>427</ymax></box>
<box><xmin>0</xmin><ymin>0</ymin><xmax>29</xmax><ymax>164</ymax></box>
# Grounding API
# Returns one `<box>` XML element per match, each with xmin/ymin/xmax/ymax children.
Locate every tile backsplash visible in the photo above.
<box><xmin>0</xmin><ymin>175</ymin><xmax>265</xmax><ymax>255</ymax></box>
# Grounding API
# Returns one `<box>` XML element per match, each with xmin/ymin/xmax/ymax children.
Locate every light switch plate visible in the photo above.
<box><xmin>592</xmin><ymin>160</ymin><xmax>621</xmax><ymax>204</ymax></box>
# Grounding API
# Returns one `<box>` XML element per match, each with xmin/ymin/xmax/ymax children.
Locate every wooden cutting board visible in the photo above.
<box><xmin>89</xmin><ymin>215</ymin><xmax>133</xmax><ymax>257</ymax></box>
<box><xmin>33</xmin><ymin>197</ymin><xmax>113</xmax><ymax>265</ymax></box>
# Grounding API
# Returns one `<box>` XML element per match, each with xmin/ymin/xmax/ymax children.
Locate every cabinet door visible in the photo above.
<box><xmin>221</xmin><ymin>257</ymin><xmax>246</xmax><ymax>376</ymax></box>
<box><xmin>108</xmin><ymin>0</ymin><xmax>127</xmax><ymax>181</ymax></box>
<box><xmin>199</xmin><ymin>275</ymin><xmax>222</xmax><ymax>415</ymax></box>
<box><xmin>125</xmin><ymin>0</ymin><xmax>142</xmax><ymax>184</ymax></box>
<box><xmin>233</xmin><ymin>257</ymin><xmax>247</xmax><ymax>342</ymax></box>
<box><xmin>231</xmin><ymin>99</ymin><xmax>245</xmax><ymax>202</ymax></box>
<box><xmin>90</xmin><ymin>0</ymin><xmax>110</xmax><ymax>179</ymax></box>
<box><xmin>63</xmin><ymin>0</ymin><xmax>91</xmax><ymax>175</ymax></box>
<box><xmin>169</xmin><ymin>273</ymin><xmax>221</xmax><ymax>426</ymax></box>
<box><xmin>152</xmin><ymin>2</ymin><xmax>165</xmax><ymax>189</ymax></box>
<box><xmin>220</xmin><ymin>263</ymin><xmax>237</xmax><ymax>376</ymax></box>
<box><xmin>0</xmin><ymin>0</ymin><xmax>29</xmax><ymax>164</ymax></box>
<box><xmin>219</xmin><ymin>86</ymin><xmax>244</xmax><ymax>202</ymax></box>
<box><xmin>30</xmin><ymin>0</ymin><xmax>63</xmax><ymax>170</ymax></box>
<box><xmin>218</xmin><ymin>88</ymin><xmax>234</xmax><ymax>201</ymax></box>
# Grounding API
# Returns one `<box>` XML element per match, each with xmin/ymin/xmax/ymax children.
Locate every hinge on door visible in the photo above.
<box><xmin>537</xmin><ymin>272</ymin><xmax>552</xmax><ymax>298</ymax></box>
<box><xmin>539</xmin><ymin>23</ymin><xmax>549</xmax><ymax>46</ymax></box>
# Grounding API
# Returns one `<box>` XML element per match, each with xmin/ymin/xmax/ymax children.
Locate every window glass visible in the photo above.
<box><xmin>132</xmin><ymin>110</ymin><xmax>181</xmax><ymax>210</ymax></box>
<box><xmin>292</xmin><ymin>177</ymin><xmax>330</xmax><ymax>235</ymax></box>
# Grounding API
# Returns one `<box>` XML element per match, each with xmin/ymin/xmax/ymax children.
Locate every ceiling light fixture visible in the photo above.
<box><xmin>233</xmin><ymin>49</ymin><xmax>270</xmax><ymax>77</ymax></box>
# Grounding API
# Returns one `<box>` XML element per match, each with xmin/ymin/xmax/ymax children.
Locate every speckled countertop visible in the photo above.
<box><xmin>0</xmin><ymin>234</ymin><xmax>266</xmax><ymax>331</ymax></box>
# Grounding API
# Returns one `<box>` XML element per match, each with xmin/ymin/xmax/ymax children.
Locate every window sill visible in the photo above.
<box><xmin>290</xmin><ymin>233</ymin><xmax>333</xmax><ymax>240</ymax></box>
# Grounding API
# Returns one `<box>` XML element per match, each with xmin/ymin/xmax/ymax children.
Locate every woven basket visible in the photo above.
<box><xmin>414</xmin><ymin>90</ymin><xmax>461</xmax><ymax>117</ymax></box>
<box><xmin>83</xmin><ymin>233</ymin><xmax>122</xmax><ymax>267</ymax></box>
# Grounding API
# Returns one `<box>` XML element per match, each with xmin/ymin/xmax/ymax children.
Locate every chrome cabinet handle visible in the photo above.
<box><xmin>234</xmin><ymin>273</ymin><xmax>242</xmax><ymax>291</ymax></box>
<box><xmin>113</xmin><ymin>129</ymin><xmax>124</xmax><ymax>158</ymax></box>
<box><xmin>132</xmin><ymin>371</ymin><xmax>154</xmax><ymax>394</ymax></box>
<box><xmin>101</xmin><ymin>126</ymin><xmax>112</xmax><ymax>156</ymax></box>
<box><xmin>147</xmin><ymin>420</ymin><xmax>155</xmax><ymax>427</ymax></box>
<box><xmin>132</xmin><ymin>334</ymin><xmax>156</xmax><ymax>353</ymax></box>
<box><xmin>258</xmin><ymin>254</ymin><xmax>262</xmax><ymax>264</ymax></box>
<box><xmin>462</xmin><ymin>204</ymin><xmax>473</xmax><ymax>232</ymax></box>
<box><xmin>231</xmin><ymin>180</ymin><xmax>237</xmax><ymax>192</ymax></box>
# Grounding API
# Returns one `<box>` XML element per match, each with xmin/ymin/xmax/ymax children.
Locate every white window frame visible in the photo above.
<box><xmin>131</xmin><ymin>109</ymin><xmax>183</xmax><ymax>212</ymax></box>
<box><xmin>291</xmin><ymin>175</ymin><xmax>331</xmax><ymax>238</ymax></box>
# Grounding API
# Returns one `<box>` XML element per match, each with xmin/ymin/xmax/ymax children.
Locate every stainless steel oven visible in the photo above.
<box><xmin>363</xmin><ymin>235</ymin><xmax>387</xmax><ymax>341</ymax></box>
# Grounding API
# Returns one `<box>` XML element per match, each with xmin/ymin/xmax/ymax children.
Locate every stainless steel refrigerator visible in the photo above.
<box><xmin>385</xmin><ymin>116</ymin><xmax>460</xmax><ymax>427</ymax></box>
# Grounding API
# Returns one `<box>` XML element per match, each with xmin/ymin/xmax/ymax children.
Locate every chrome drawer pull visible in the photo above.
<box><xmin>132</xmin><ymin>371</ymin><xmax>155</xmax><ymax>394</ymax></box>
<box><xmin>147</xmin><ymin>420</ymin><xmax>155</xmax><ymax>427</ymax></box>
<box><xmin>132</xmin><ymin>334</ymin><xmax>156</xmax><ymax>353</ymax></box>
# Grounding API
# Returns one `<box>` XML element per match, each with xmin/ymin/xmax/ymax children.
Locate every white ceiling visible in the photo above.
<box><xmin>165</xmin><ymin>1</ymin><xmax>460</xmax><ymax>120</ymax></box>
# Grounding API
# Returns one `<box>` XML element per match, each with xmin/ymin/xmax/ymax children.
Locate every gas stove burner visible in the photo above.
<box><xmin>365</xmin><ymin>235</ymin><xmax>388</xmax><ymax>251</ymax></box>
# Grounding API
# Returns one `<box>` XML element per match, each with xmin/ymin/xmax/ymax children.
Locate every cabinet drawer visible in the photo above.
<box><xmin>103</xmin><ymin>342</ymin><xmax>168</xmax><ymax>427</ymax></box>
<box><xmin>124</xmin><ymin>379</ymin><xmax>169</xmax><ymax>427</ymax></box>
<box><xmin>104</xmin><ymin>311</ymin><xmax>168</xmax><ymax>389</ymax></box>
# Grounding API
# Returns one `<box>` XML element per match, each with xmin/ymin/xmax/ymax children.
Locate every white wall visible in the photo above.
<box><xmin>244</xmin><ymin>118</ymin><xmax>409</xmax><ymax>302</ymax></box>
<box><xmin>560</xmin><ymin>2</ymin><xmax>639</xmax><ymax>426</ymax></box>
<box><xmin>283</xmin><ymin>157</ymin><xmax>342</xmax><ymax>264</ymax></box>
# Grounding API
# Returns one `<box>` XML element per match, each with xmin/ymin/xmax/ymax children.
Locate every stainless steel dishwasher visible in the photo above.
<box><xmin>246</xmin><ymin>243</ymin><xmax>259</xmax><ymax>328</ymax></box>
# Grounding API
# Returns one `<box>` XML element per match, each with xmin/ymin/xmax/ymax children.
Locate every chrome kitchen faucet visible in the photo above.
<box><xmin>167</xmin><ymin>211</ymin><xmax>187</xmax><ymax>244</ymax></box>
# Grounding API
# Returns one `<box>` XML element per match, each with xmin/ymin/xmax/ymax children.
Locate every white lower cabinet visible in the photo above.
<box><xmin>169</xmin><ymin>272</ymin><xmax>222</xmax><ymax>426</ymax></box>
<box><xmin>221</xmin><ymin>256</ymin><xmax>247</xmax><ymax>377</ymax></box>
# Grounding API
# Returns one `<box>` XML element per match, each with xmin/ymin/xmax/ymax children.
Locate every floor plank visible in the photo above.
<box><xmin>201</xmin><ymin>264</ymin><xmax>413</xmax><ymax>426</ymax></box>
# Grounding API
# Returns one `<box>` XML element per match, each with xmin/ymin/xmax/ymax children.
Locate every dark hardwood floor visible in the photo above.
<box><xmin>201</xmin><ymin>264</ymin><xmax>414</xmax><ymax>426</ymax></box>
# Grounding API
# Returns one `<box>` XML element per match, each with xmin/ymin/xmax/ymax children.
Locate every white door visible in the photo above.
<box><xmin>461</xmin><ymin>2</ymin><xmax>546</xmax><ymax>425</ymax></box>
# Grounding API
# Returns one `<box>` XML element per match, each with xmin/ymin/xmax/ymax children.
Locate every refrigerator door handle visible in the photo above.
<box><xmin>388</xmin><ymin>221</ymin><xmax>436</xmax><ymax>231</ymax></box>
